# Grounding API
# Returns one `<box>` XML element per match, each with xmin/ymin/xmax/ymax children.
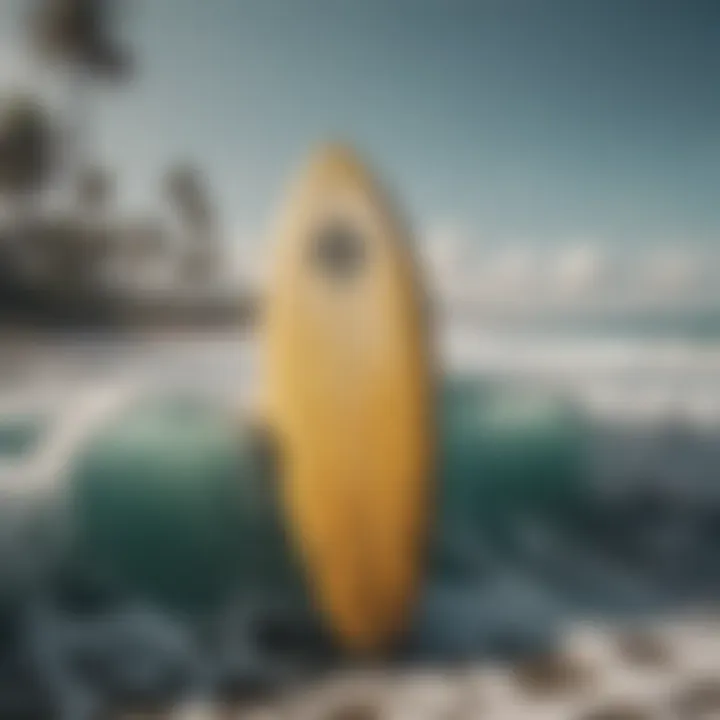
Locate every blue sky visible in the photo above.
<box><xmin>2</xmin><ymin>0</ymin><xmax>720</xmax><ymax>260</ymax></box>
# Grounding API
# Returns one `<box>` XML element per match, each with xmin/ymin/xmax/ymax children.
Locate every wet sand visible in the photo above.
<box><xmin>158</xmin><ymin>613</ymin><xmax>720</xmax><ymax>719</ymax></box>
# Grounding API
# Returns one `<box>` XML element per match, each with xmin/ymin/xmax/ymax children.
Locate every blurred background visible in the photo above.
<box><xmin>1</xmin><ymin>0</ymin><xmax>719</xmax><ymax>421</ymax></box>
<box><xmin>2</xmin><ymin>1</ymin><xmax>720</xmax><ymax>718</ymax></box>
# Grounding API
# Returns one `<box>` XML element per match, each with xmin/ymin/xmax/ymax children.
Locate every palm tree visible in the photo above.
<box><xmin>27</xmin><ymin>0</ymin><xmax>132</xmax><ymax>192</ymax></box>
<box><xmin>74</xmin><ymin>163</ymin><xmax>117</xmax><ymax>286</ymax></box>
<box><xmin>0</xmin><ymin>94</ymin><xmax>55</xmax><ymax>273</ymax></box>
<box><xmin>165</xmin><ymin>163</ymin><xmax>212</xmax><ymax>235</ymax></box>
<box><xmin>76</xmin><ymin>163</ymin><xmax>112</xmax><ymax>215</ymax></box>
<box><xmin>164</xmin><ymin>163</ymin><xmax>218</xmax><ymax>285</ymax></box>
<box><xmin>0</xmin><ymin>95</ymin><xmax>106</xmax><ymax>315</ymax></box>
<box><xmin>0</xmin><ymin>94</ymin><xmax>56</xmax><ymax>312</ymax></box>
<box><xmin>0</xmin><ymin>94</ymin><xmax>54</xmax><ymax>203</ymax></box>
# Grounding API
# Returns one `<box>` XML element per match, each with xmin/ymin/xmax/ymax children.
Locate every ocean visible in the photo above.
<box><xmin>2</xmin><ymin>316</ymin><xmax>720</xmax><ymax>492</ymax></box>
<box><xmin>1</xmin><ymin>319</ymin><xmax>720</xmax><ymax>715</ymax></box>
<box><xmin>4</xmin><ymin>313</ymin><xmax>720</xmax><ymax>424</ymax></box>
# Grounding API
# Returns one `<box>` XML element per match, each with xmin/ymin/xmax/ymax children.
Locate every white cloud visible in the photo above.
<box><xmin>421</xmin><ymin>222</ymin><xmax>477</xmax><ymax>301</ymax></box>
<box><xmin>224</xmin><ymin>234</ymin><xmax>269</xmax><ymax>293</ymax></box>
<box><xmin>550</xmin><ymin>244</ymin><xmax>605</xmax><ymax>299</ymax></box>
<box><xmin>642</xmin><ymin>248</ymin><xmax>700</xmax><ymax>297</ymax></box>
<box><xmin>418</xmin><ymin>223</ymin><xmax>719</xmax><ymax>313</ymax></box>
<box><xmin>480</xmin><ymin>247</ymin><xmax>539</xmax><ymax>304</ymax></box>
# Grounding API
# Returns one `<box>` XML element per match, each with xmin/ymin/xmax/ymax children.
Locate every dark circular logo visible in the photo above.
<box><xmin>310</xmin><ymin>221</ymin><xmax>366</xmax><ymax>281</ymax></box>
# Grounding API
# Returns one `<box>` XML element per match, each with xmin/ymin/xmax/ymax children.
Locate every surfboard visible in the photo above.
<box><xmin>263</xmin><ymin>144</ymin><xmax>434</xmax><ymax>653</ymax></box>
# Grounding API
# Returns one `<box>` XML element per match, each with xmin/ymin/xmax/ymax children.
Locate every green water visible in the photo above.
<box><xmin>0</xmin><ymin>415</ymin><xmax>46</xmax><ymax>458</ymax></box>
<box><xmin>70</xmin><ymin>396</ymin><xmax>307</xmax><ymax>614</ymax></box>
<box><xmin>67</xmin><ymin>381</ymin><xmax>585</xmax><ymax>615</ymax></box>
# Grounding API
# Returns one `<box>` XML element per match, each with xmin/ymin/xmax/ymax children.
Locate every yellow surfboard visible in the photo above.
<box><xmin>263</xmin><ymin>144</ymin><xmax>434</xmax><ymax>654</ymax></box>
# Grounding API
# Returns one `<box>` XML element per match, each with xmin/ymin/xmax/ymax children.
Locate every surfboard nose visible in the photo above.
<box><xmin>263</xmin><ymin>145</ymin><xmax>433</xmax><ymax>654</ymax></box>
<box><xmin>301</xmin><ymin>143</ymin><xmax>370</xmax><ymax>184</ymax></box>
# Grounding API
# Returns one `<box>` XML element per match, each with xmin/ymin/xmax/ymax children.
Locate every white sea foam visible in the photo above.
<box><xmin>441</xmin><ymin>323</ymin><xmax>720</xmax><ymax>426</ymax></box>
<box><xmin>2</xmin><ymin>322</ymin><xmax>720</xmax><ymax>489</ymax></box>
